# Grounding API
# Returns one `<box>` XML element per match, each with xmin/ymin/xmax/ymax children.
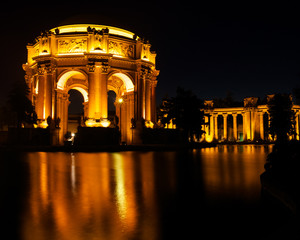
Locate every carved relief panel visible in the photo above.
<box><xmin>58</xmin><ymin>38</ymin><xmax>87</xmax><ymax>53</ymax></box>
<box><xmin>108</xmin><ymin>40</ymin><xmax>134</xmax><ymax>58</ymax></box>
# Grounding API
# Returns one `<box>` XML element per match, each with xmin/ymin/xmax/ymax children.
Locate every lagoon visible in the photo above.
<box><xmin>0</xmin><ymin>145</ymin><xmax>290</xmax><ymax>240</ymax></box>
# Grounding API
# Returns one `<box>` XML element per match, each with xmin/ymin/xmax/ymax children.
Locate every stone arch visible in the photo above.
<box><xmin>57</xmin><ymin>69</ymin><xmax>88</xmax><ymax>90</ymax></box>
<box><xmin>66</xmin><ymin>85</ymin><xmax>88</xmax><ymax>102</ymax></box>
<box><xmin>107</xmin><ymin>71</ymin><xmax>135</xmax><ymax>143</ymax></box>
<box><xmin>107</xmin><ymin>71</ymin><xmax>134</xmax><ymax>94</ymax></box>
<box><xmin>56</xmin><ymin>70</ymin><xmax>89</xmax><ymax>143</ymax></box>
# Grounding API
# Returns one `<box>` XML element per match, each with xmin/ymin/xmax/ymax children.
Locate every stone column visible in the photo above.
<box><xmin>137</xmin><ymin>69</ymin><xmax>146</xmax><ymax>122</ymax></box>
<box><xmin>295</xmin><ymin>112</ymin><xmax>299</xmax><ymax>140</ymax></box>
<box><xmin>145</xmin><ymin>78</ymin><xmax>151</xmax><ymax>121</ymax></box>
<box><xmin>44</xmin><ymin>67</ymin><xmax>53</xmax><ymax>119</ymax></box>
<box><xmin>99</xmin><ymin>64</ymin><xmax>109</xmax><ymax>119</ymax></box>
<box><xmin>232</xmin><ymin>113</ymin><xmax>237</xmax><ymax>141</ymax></box>
<box><xmin>36</xmin><ymin>73</ymin><xmax>45</xmax><ymax>120</ymax></box>
<box><xmin>259</xmin><ymin>112</ymin><xmax>264</xmax><ymax>140</ymax></box>
<box><xmin>214</xmin><ymin>114</ymin><xmax>218</xmax><ymax>141</ymax></box>
<box><xmin>243</xmin><ymin>113</ymin><xmax>247</xmax><ymax>141</ymax></box>
<box><xmin>150</xmin><ymin>80</ymin><xmax>157</xmax><ymax>123</ymax></box>
<box><xmin>210</xmin><ymin>114</ymin><xmax>214</xmax><ymax>141</ymax></box>
<box><xmin>223</xmin><ymin>113</ymin><xmax>228</xmax><ymax>140</ymax></box>
<box><xmin>87</xmin><ymin>65</ymin><xmax>96</xmax><ymax>119</ymax></box>
<box><xmin>204</xmin><ymin>115</ymin><xmax>209</xmax><ymax>140</ymax></box>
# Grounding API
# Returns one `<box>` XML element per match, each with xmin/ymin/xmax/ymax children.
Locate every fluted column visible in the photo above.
<box><xmin>210</xmin><ymin>114</ymin><xmax>214</xmax><ymax>141</ymax></box>
<box><xmin>145</xmin><ymin>78</ymin><xmax>151</xmax><ymax>121</ymax></box>
<box><xmin>223</xmin><ymin>113</ymin><xmax>228</xmax><ymax>140</ymax></box>
<box><xmin>243</xmin><ymin>113</ymin><xmax>247</xmax><ymax>141</ymax></box>
<box><xmin>232</xmin><ymin>113</ymin><xmax>237</xmax><ymax>141</ymax></box>
<box><xmin>214</xmin><ymin>114</ymin><xmax>218</xmax><ymax>141</ymax></box>
<box><xmin>295</xmin><ymin>112</ymin><xmax>299</xmax><ymax>140</ymax></box>
<box><xmin>44</xmin><ymin>67</ymin><xmax>53</xmax><ymax>119</ymax></box>
<box><xmin>99</xmin><ymin>65</ymin><xmax>109</xmax><ymax>119</ymax></box>
<box><xmin>259</xmin><ymin>112</ymin><xmax>264</xmax><ymax>140</ymax></box>
<box><xmin>36</xmin><ymin>73</ymin><xmax>45</xmax><ymax>119</ymax></box>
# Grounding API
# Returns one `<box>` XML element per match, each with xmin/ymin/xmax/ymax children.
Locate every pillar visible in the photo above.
<box><xmin>223</xmin><ymin>113</ymin><xmax>228</xmax><ymax>140</ymax></box>
<box><xmin>136</xmin><ymin>70</ymin><xmax>145</xmax><ymax>122</ymax></box>
<box><xmin>88</xmin><ymin>66</ymin><xmax>96</xmax><ymax>119</ymax></box>
<box><xmin>36</xmin><ymin>74</ymin><xmax>45</xmax><ymax>119</ymax></box>
<box><xmin>87</xmin><ymin>63</ymin><xmax>108</xmax><ymax>120</ymax></box>
<box><xmin>244</xmin><ymin>110</ymin><xmax>251</xmax><ymax>141</ymax></box>
<box><xmin>99</xmin><ymin>65</ymin><xmax>108</xmax><ymax>119</ymax></box>
<box><xmin>44</xmin><ymin>68</ymin><xmax>53</xmax><ymax>119</ymax></box>
<box><xmin>243</xmin><ymin>113</ymin><xmax>247</xmax><ymax>141</ymax></box>
<box><xmin>214</xmin><ymin>114</ymin><xmax>218</xmax><ymax>141</ymax></box>
<box><xmin>209</xmin><ymin>114</ymin><xmax>214</xmax><ymax>142</ymax></box>
<box><xmin>204</xmin><ymin>115</ymin><xmax>209</xmax><ymax>140</ymax></box>
<box><xmin>145</xmin><ymin>79</ymin><xmax>151</xmax><ymax>121</ymax></box>
<box><xmin>295</xmin><ymin>112</ymin><xmax>299</xmax><ymax>140</ymax></box>
<box><xmin>259</xmin><ymin>112</ymin><xmax>264</xmax><ymax>140</ymax></box>
<box><xmin>150</xmin><ymin>80</ymin><xmax>157</xmax><ymax>123</ymax></box>
<box><xmin>232</xmin><ymin>113</ymin><xmax>237</xmax><ymax>141</ymax></box>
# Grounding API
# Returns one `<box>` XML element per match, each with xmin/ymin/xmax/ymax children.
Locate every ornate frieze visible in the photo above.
<box><xmin>58</xmin><ymin>39</ymin><xmax>87</xmax><ymax>53</ymax></box>
<box><xmin>109</xmin><ymin>40</ymin><xmax>134</xmax><ymax>58</ymax></box>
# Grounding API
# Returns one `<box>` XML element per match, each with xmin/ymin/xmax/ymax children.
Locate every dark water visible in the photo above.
<box><xmin>0</xmin><ymin>145</ymin><xmax>292</xmax><ymax>240</ymax></box>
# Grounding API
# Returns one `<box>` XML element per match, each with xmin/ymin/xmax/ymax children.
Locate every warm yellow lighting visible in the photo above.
<box><xmin>39</xmin><ymin>120</ymin><xmax>48</xmax><ymax>129</ymax></box>
<box><xmin>100</xmin><ymin>119</ymin><xmax>111</xmax><ymax>128</ymax></box>
<box><xmin>71</xmin><ymin>87</ymin><xmax>89</xmax><ymax>102</ymax></box>
<box><xmin>57</xmin><ymin>71</ymin><xmax>86</xmax><ymax>90</ymax></box>
<box><xmin>85</xmin><ymin>119</ymin><xmax>96</xmax><ymax>127</ymax></box>
<box><xmin>57</xmin><ymin>53</ymin><xmax>84</xmax><ymax>56</ymax></box>
<box><xmin>145</xmin><ymin>120</ymin><xmax>154</xmax><ymax>128</ymax></box>
<box><xmin>90</xmin><ymin>49</ymin><xmax>106</xmax><ymax>53</ymax></box>
<box><xmin>118</xmin><ymin>98</ymin><xmax>124</xmax><ymax>104</ymax></box>
<box><xmin>50</xmin><ymin>24</ymin><xmax>137</xmax><ymax>39</ymax></box>
<box><xmin>85</xmin><ymin>118</ymin><xmax>111</xmax><ymax>128</ymax></box>
<box><xmin>112</xmin><ymin>73</ymin><xmax>134</xmax><ymax>92</ymax></box>
<box><xmin>205</xmin><ymin>135</ymin><xmax>213</xmax><ymax>143</ymax></box>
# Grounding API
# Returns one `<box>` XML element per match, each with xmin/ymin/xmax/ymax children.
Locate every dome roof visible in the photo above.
<box><xmin>50</xmin><ymin>24</ymin><xmax>136</xmax><ymax>39</ymax></box>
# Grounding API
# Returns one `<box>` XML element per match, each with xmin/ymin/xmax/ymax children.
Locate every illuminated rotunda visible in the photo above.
<box><xmin>23</xmin><ymin>24</ymin><xmax>159</xmax><ymax>145</ymax></box>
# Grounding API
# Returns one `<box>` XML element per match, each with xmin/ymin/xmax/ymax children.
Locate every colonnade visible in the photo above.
<box><xmin>202</xmin><ymin>98</ymin><xmax>300</xmax><ymax>142</ymax></box>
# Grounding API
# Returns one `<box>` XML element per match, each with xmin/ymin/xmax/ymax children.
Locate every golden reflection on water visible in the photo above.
<box><xmin>19</xmin><ymin>146</ymin><xmax>271</xmax><ymax>239</ymax></box>
<box><xmin>21</xmin><ymin>151</ymin><xmax>177</xmax><ymax>240</ymax></box>
<box><xmin>199</xmin><ymin>145</ymin><xmax>273</xmax><ymax>201</ymax></box>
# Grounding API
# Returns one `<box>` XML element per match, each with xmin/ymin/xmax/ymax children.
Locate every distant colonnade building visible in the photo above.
<box><xmin>202</xmin><ymin>96</ymin><xmax>300</xmax><ymax>142</ymax></box>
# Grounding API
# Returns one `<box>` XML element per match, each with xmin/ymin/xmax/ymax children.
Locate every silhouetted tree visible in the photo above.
<box><xmin>157</xmin><ymin>95</ymin><xmax>174</xmax><ymax>127</ymax></box>
<box><xmin>7</xmin><ymin>79</ymin><xmax>37</xmax><ymax>128</ymax></box>
<box><xmin>159</xmin><ymin>87</ymin><xmax>205</xmax><ymax>142</ymax></box>
<box><xmin>267</xmin><ymin>93</ymin><xmax>296</xmax><ymax>143</ymax></box>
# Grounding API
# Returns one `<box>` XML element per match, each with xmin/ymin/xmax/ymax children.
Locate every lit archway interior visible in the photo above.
<box><xmin>57</xmin><ymin>71</ymin><xmax>87</xmax><ymax>90</ymax></box>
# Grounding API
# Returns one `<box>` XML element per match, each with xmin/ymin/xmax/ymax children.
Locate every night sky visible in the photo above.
<box><xmin>1</xmin><ymin>4</ymin><xmax>300</xmax><ymax>106</ymax></box>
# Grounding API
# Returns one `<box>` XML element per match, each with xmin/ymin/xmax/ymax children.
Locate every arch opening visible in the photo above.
<box><xmin>68</xmin><ymin>89</ymin><xmax>84</xmax><ymax>135</ymax></box>
<box><xmin>108</xmin><ymin>72</ymin><xmax>134</xmax><ymax>93</ymax></box>
<box><xmin>57</xmin><ymin>70</ymin><xmax>87</xmax><ymax>90</ymax></box>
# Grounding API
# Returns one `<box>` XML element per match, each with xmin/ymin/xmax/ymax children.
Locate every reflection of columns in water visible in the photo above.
<box><xmin>223</xmin><ymin>114</ymin><xmax>228</xmax><ymax>140</ymax></box>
